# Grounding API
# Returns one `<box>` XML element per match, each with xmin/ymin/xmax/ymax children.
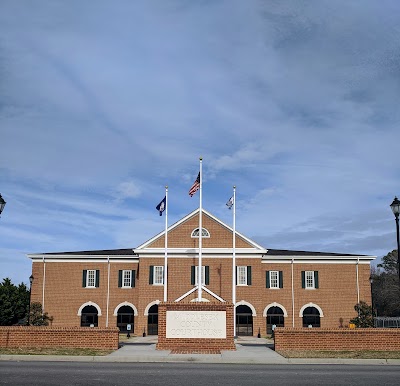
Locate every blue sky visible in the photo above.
<box><xmin>1</xmin><ymin>0</ymin><xmax>400</xmax><ymax>285</ymax></box>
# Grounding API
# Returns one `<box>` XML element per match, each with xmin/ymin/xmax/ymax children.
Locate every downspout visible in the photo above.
<box><xmin>291</xmin><ymin>258</ymin><xmax>295</xmax><ymax>327</ymax></box>
<box><xmin>42</xmin><ymin>256</ymin><xmax>46</xmax><ymax>312</ymax></box>
<box><xmin>356</xmin><ymin>257</ymin><xmax>360</xmax><ymax>304</ymax></box>
<box><xmin>106</xmin><ymin>256</ymin><xmax>110</xmax><ymax>327</ymax></box>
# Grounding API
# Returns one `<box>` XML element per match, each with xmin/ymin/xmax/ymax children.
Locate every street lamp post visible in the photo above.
<box><xmin>0</xmin><ymin>194</ymin><xmax>6</xmax><ymax>216</ymax></box>
<box><xmin>369</xmin><ymin>277</ymin><xmax>375</xmax><ymax>317</ymax></box>
<box><xmin>390</xmin><ymin>196</ymin><xmax>400</xmax><ymax>283</ymax></box>
<box><xmin>27</xmin><ymin>275</ymin><xmax>34</xmax><ymax>325</ymax></box>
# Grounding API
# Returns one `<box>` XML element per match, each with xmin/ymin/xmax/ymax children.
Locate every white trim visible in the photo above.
<box><xmin>144</xmin><ymin>300</ymin><xmax>160</xmax><ymax>316</ymax></box>
<box><xmin>77</xmin><ymin>301</ymin><xmax>102</xmax><ymax>316</ymax></box>
<box><xmin>262</xmin><ymin>256</ymin><xmax>375</xmax><ymax>263</ymax></box>
<box><xmin>29</xmin><ymin>257</ymin><xmax>139</xmax><ymax>263</ymax></box>
<box><xmin>175</xmin><ymin>286</ymin><xmax>198</xmax><ymax>302</ymax></box>
<box><xmin>263</xmin><ymin>302</ymin><xmax>288</xmax><ymax>317</ymax></box>
<box><xmin>106</xmin><ymin>257</ymin><xmax>110</xmax><ymax>327</ymax></box>
<box><xmin>268</xmin><ymin>270</ymin><xmax>280</xmax><ymax>289</ymax></box>
<box><xmin>135</xmin><ymin>208</ymin><xmax>267</xmax><ymax>252</ymax></box>
<box><xmin>137</xmin><ymin>248</ymin><xmax>263</xmax><ymax>255</ymax></box>
<box><xmin>42</xmin><ymin>256</ymin><xmax>46</xmax><ymax>313</ymax></box>
<box><xmin>299</xmin><ymin>303</ymin><xmax>324</xmax><ymax>317</ymax></box>
<box><xmin>113</xmin><ymin>302</ymin><xmax>138</xmax><ymax>316</ymax></box>
<box><xmin>191</xmin><ymin>227</ymin><xmax>210</xmax><ymax>238</ymax></box>
<box><xmin>235</xmin><ymin>300</ymin><xmax>257</xmax><ymax>316</ymax></box>
<box><xmin>190</xmin><ymin>298</ymin><xmax>210</xmax><ymax>302</ymax></box>
<box><xmin>236</xmin><ymin>266</ymin><xmax>248</xmax><ymax>286</ymax></box>
<box><xmin>152</xmin><ymin>266</ymin><xmax>164</xmax><ymax>285</ymax></box>
<box><xmin>202</xmin><ymin>286</ymin><xmax>225</xmax><ymax>302</ymax></box>
<box><xmin>121</xmin><ymin>270</ymin><xmax>133</xmax><ymax>288</ymax></box>
<box><xmin>356</xmin><ymin>257</ymin><xmax>360</xmax><ymax>304</ymax></box>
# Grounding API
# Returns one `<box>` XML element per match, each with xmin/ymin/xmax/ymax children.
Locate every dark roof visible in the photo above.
<box><xmin>40</xmin><ymin>248</ymin><xmax>136</xmax><ymax>256</ymax></box>
<box><xmin>265</xmin><ymin>249</ymin><xmax>366</xmax><ymax>257</ymax></box>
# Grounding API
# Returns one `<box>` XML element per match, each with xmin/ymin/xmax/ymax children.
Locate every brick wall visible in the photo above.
<box><xmin>274</xmin><ymin>328</ymin><xmax>400</xmax><ymax>351</ymax></box>
<box><xmin>156</xmin><ymin>303</ymin><xmax>236</xmax><ymax>353</ymax></box>
<box><xmin>0</xmin><ymin>327</ymin><xmax>119</xmax><ymax>350</ymax></box>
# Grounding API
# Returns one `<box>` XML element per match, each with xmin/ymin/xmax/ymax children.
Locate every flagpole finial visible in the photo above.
<box><xmin>199</xmin><ymin>157</ymin><xmax>202</xmax><ymax>161</ymax></box>
<box><xmin>233</xmin><ymin>185</ymin><xmax>236</xmax><ymax>189</ymax></box>
<box><xmin>165</xmin><ymin>185</ymin><xmax>168</xmax><ymax>189</ymax></box>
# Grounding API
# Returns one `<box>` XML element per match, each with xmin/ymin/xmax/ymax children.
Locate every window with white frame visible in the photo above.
<box><xmin>237</xmin><ymin>266</ymin><xmax>247</xmax><ymax>285</ymax></box>
<box><xmin>153</xmin><ymin>266</ymin><xmax>164</xmax><ymax>285</ymax></box>
<box><xmin>191</xmin><ymin>228</ymin><xmax>210</xmax><ymax>238</ymax></box>
<box><xmin>195</xmin><ymin>266</ymin><xmax>206</xmax><ymax>285</ymax></box>
<box><xmin>87</xmin><ymin>270</ymin><xmax>96</xmax><ymax>288</ymax></box>
<box><xmin>270</xmin><ymin>271</ymin><xmax>279</xmax><ymax>288</ymax></box>
<box><xmin>305</xmin><ymin>271</ymin><xmax>315</xmax><ymax>289</ymax></box>
<box><xmin>122</xmin><ymin>270</ymin><xmax>132</xmax><ymax>288</ymax></box>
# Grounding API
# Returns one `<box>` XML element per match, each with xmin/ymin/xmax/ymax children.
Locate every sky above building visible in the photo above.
<box><xmin>1</xmin><ymin>0</ymin><xmax>400</xmax><ymax>284</ymax></box>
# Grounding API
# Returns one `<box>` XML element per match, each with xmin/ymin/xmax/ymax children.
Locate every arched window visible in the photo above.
<box><xmin>80</xmin><ymin>305</ymin><xmax>98</xmax><ymax>327</ymax></box>
<box><xmin>266</xmin><ymin>306</ymin><xmax>285</xmax><ymax>334</ymax></box>
<box><xmin>116</xmin><ymin>305</ymin><xmax>135</xmax><ymax>333</ymax></box>
<box><xmin>236</xmin><ymin>305</ymin><xmax>253</xmax><ymax>336</ymax></box>
<box><xmin>147</xmin><ymin>304</ymin><xmax>158</xmax><ymax>335</ymax></box>
<box><xmin>302</xmin><ymin>306</ymin><xmax>321</xmax><ymax>328</ymax></box>
<box><xmin>191</xmin><ymin>228</ymin><xmax>210</xmax><ymax>238</ymax></box>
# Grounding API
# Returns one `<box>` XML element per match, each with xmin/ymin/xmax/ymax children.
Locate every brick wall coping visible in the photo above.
<box><xmin>274</xmin><ymin>328</ymin><xmax>399</xmax><ymax>333</ymax></box>
<box><xmin>0</xmin><ymin>326</ymin><xmax>119</xmax><ymax>332</ymax></box>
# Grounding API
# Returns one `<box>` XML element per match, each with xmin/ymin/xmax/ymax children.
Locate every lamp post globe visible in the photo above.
<box><xmin>390</xmin><ymin>196</ymin><xmax>400</xmax><ymax>283</ymax></box>
<box><xmin>0</xmin><ymin>193</ymin><xmax>6</xmax><ymax>216</ymax></box>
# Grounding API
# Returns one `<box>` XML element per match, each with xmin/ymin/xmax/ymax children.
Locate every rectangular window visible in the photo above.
<box><xmin>237</xmin><ymin>266</ymin><xmax>247</xmax><ymax>285</ymax></box>
<box><xmin>153</xmin><ymin>266</ymin><xmax>164</xmax><ymax>285</ymax></box>
<box><xmin>195</xmin><ymin>266</ymin><xmax>205</xmax><ymax>285</ymax></box>
<box><xmin>123</xmin><ymin>270</ymin><xmax>131</xmax><ymax>288</ymax></box>
<box><xmin>191</xmin><ymin>266</ymin><xmax>210</xmax><ymax>285</ymax></box>
<box><xmin>87</xmin><ymin>270</ymin><xmax>96</xmax><ymax>288</ymax></box>
<box><xmin>270</xmin><ymin>271</ymin><xmax>279</xmax><ymax>288</ymax></box>
<box><xmin>305</xmin><ymin>271</ymin><xmax>314</xmax><ymax>288</ymax></box>
<box><xmin>302</xmin><ymin>271</ymin><xmax>318</xmax><ymax>289</ymax></box>
<box><xmin>119</xmin><ymin>270</ymin><xmax>135</xmax><ymax>288</ymax></box>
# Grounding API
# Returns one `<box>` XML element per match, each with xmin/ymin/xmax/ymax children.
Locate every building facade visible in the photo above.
<box><xmin>28</xmin><ymin>208</ymin><xmax>374</xmax><ymax>336</ymax></box>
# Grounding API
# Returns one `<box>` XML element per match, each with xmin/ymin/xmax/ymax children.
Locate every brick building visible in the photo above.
<box><xmin>28</xmin><ymin>208</ymin><xmax>375</xmax><ymax>337</ymax></box>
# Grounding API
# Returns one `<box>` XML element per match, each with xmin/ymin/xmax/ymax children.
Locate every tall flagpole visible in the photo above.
<box><xmin>163</xmin><ymin>186</ymin><xmax>168</xmax><ymax>302</ymax></box>
<box><xmin>198</xmin><ymin>157</ymin><xmax>203</xmax><ymax>301</ymax></box>
<box><xmin>232</xmin><ymin>186</ymin><xmax>236</xmax><ymax>337</ymax></box>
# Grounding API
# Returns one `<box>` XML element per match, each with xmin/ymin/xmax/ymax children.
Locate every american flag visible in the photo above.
<box><xmin>188</xmin><ymin>172</ymin><xmax>200</xmax><ymax>197</ymax></box>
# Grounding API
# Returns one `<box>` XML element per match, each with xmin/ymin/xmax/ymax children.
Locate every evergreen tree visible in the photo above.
<box><xmin>350</xmin><ymin>301</ymin><xmax>374</xmax><ymax>327</ymax></box>
<box><xmin>0</xmin><ymin>278</ymin><xmax>30</xmax><ymax>325</ymax></box>
<box><xmin>371</xmin><ymin>250</ymin><xmax>400</xmax><ymax>317</ymax></box>
<box><xmin>28</xmin><ymin>302</ymin><xmax>53</xmax><ymax>326</ymax></box>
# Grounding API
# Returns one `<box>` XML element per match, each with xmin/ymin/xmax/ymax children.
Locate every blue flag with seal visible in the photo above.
<box><xmin>156</xmin><ymin>196</ymin><xmax>166</xmax><ymax>216</ymax></box>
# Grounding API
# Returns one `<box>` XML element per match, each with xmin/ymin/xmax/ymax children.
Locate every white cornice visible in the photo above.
<box><xmin>136</xmin><ymin>208</ymin><xmax>267</xmax><ymax>252</ymax></box>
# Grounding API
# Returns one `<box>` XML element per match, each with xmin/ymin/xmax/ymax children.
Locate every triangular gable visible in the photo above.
<box><xmin>136</xmin><ymin>208</ymin><xmax>266</xmax><ymax>251</ymax></box>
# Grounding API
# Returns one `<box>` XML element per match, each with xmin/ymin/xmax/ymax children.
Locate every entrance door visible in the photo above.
<box><xmin>266</xmin><ymin>306</ymin><xmax>284</xmax><ymax>334</ymax></box>
<box><xmin>236</xmin><ymin>305</ymin><xmax>253</xmax><ymax>336</ymax></box>
<box><xmin>147</xmin><ymin>304</ymin><xmax>158</xmax><ymax>335</ymax></box>
<box><xmin>117</xmin><ymin>305</ymin><xmax>134</xmax><ymax>333</ymax></box>
<box><xmin>80</xmin><ymin>305</ymin><xmax>98</xmax><ymax>327</ymax></box>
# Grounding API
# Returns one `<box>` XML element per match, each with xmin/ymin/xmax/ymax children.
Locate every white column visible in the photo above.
<box><xmin>232</xmin><ymin>186</ymin><xmax>236</xmax><ymax>337</ymax></box>
<box><xmin>198</xmin><ymin>157</ymin><xmax>203</xmax><ymax>301</ymax></box>
<box><xmin>163</xmin><ymin>186</ymin><xmax>168</xmax><ymax>302</ymax></box>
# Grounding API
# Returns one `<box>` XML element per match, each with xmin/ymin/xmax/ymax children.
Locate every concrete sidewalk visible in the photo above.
<box><xmin>1</xmin><ymin>335</ymin><xmax>400</xmax><ymax>365</ymax></box>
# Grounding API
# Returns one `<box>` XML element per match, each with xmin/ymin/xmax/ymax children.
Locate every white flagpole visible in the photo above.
<box><xmin>163</xmin><ymin>186</ymin><xmax>168</xmax><ymax>302</ymax></box>
<box><xmin>232</xmin><ymin>186</ymin><xmax>236</xmax><ymax>337</ymax></box>
<box><xmin>198</xmin><ymin>157</ymin><xmax>203</xmax><ymax>301</ymax></box>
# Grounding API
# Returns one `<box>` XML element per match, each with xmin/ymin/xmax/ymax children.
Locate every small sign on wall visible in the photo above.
<box><xmin>166</xmin><ymin>311</ymin><xmax>226</xmax><ymax>339</ymax></box>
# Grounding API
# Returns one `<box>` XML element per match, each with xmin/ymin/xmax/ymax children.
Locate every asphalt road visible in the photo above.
<box><xmin>0</xmin><ymin>362</ymin><xmax>399</xmax><ymax>385</ymax></box>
